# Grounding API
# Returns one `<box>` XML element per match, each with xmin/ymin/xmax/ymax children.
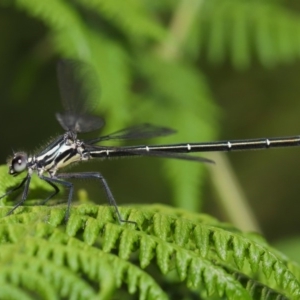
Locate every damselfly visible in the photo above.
<box><xmin>1</xmin><ymin>60</ymin><xmax>299</xmax><ymax>222</ymax></box>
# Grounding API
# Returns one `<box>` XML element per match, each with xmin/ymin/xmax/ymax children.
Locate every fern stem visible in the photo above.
<box><xmin>207</xmin><ymin>153</ymin><xmax>261</xmax><ymax>232</ymax></box>
<box><xmin>157</xmin><ymin>0</ymin><xmax>205</xmax><ymax>59</ymax></box>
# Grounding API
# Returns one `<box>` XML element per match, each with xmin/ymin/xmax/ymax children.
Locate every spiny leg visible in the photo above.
<box><xmin>0</xmin><ymin>175</ymin><xmax>29</xmax><ymax>201</ymax></box>
<box><xmin>40</xmin><ymin>180</ymin><xmax>60</xmax><ymax>205</ymax></box>
<box><xmin>40</xmin><ymin>175</ymin><xmax>73</xmax><ymax>221</ymax></box>
<box><xmin>6</xmin><ymin>175</ymin><xmax>32</xmax><ymax>216</ymax></box>
<box><xmin>57</xmin><ymin>172</ymin><xmax>136</xmax><ymax>224</ymax></box>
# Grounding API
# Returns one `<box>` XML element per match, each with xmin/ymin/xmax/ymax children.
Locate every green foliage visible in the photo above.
<box><xmin>2</xmin><ymin>0</ymin><xmax>300</xmax><ymax>298</ymax></box>
<box><xmin>0</xmin><ymin>203</ymin><xmax>299</xmax><ymax>299</ymax></box>
<box><xmin>195</xmin><ymin>0</ymin><xmax>300</xmax><ymax>68</ymax></box>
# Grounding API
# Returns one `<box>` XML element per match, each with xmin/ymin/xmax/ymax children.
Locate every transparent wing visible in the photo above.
<box><xmin>84</xmin><ymin>144</ymin><xmax>214</xmax><ymax>164</ymax></box>
<box><xmin>56</xmin><ymin>59</ymin><xmax>105</xmax><ymax>133</ymax></box>
<box><xmin>86</xmin><ymin>123</ymin><xmax>177</xmax><ymax>144</ymax></box>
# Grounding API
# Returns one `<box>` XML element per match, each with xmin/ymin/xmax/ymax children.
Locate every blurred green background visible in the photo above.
<box><xmin>0</xmin><ymin>0</ymin><xmax>300</xmax><ymax>254</ymax></box>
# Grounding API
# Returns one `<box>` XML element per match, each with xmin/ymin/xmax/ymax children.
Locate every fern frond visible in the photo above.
<box><xmin>228</xmin><ymin>267</ymin><xmax>290</xmax><ymax>300</ymax></box>
<box><xmin>0</xmin><ymin>227</ymin><xmax>168</xmax><ymax>299</ymax></box>
<box><xmin>0</xmin><ymin>251</ymin><xmax>97</xmax><ymax>299</ymax></box>
<box><xmin>86</xmin><ymin>33</ymin><xmax>133</xmax><ymax>131</ymax></box>
<box><xmin>198</xmin><ymin>0</ymin><xmax>300</xmax><ymax>68</ymax></box>
<box><xmin>14</xmin><ymin>0</ymin><xmax>91</xmax><ymax>59</ymax></box>
<box><xmin>0</xmin><ymin>204</ymin><xmax>299</xmax><ymax>299</ymax></box>
<box><xmin>0</xmin><ymin>285</ymin><xmax>33</xmax><ymax>300</ymax></box>
<box><xmin>76</xmin><ymin>0</ymin><xmax>166</xmax><ymax>42</ymax></box>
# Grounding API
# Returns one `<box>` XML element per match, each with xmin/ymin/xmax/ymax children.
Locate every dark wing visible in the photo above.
<box><xmin>84</xmin><ymin>144</ymin><xmax>215</xmax><ymax>164</ymax></box>
<box><xmin>86</xmin><ymin>123</ymin><xmax>177</xmax><ymax>144</ymax></box>
<box><xmin>56</xmin><ymin>59</ymin><xmax>105</xmax><ymax>133</ymax></box>
<box><xmin>123</xmin><ymin>150</ymin><xmax>215</xmax><ymax>164</ymax></box>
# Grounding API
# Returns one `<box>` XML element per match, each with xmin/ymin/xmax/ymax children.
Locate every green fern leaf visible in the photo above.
<box><xmin>76</xmin><ymin>0</ymin><xmax>166</xmax><ymax>42</ymax></box>
<box><xmin>0</xmin><ymin>285</ymin><xmax>33</xmax><ymax>300</ymax></box>
<box><xmin>2</xmin><ymin>204</ymin><xmax>299</xmax><ymax>299</ymax></box>
<box><xmin>199</xmin><ymin>0</ymin><xmax>300</xmax><ymax>68</ymax></box>
<box><xmin>229</xmin><ymin>267</ymin><xmax>290</xmax><ymax>300</ymax></box>
<box><xmin>14</xmin><ymin>0</ymin><xmax>91</xmax><ymax>58</ymax></box>
<box><xmin>139</xmin><ymin>235</ymin><xmax>157</xmax><ymax>268</ymax></box>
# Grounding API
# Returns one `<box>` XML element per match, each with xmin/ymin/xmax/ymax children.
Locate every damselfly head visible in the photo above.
<box><xmin>8</xmin><ymin>152</ymin><xmax>28</xmax><ymax>176</ymax></box>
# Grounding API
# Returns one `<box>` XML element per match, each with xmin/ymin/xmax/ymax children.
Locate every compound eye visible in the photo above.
<box><xmin>11</xmin><ymin>153</ymin><xmax>28</xmax><ymax>174</ymax></box>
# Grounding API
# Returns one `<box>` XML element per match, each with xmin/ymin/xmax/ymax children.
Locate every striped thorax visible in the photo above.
<box><xmin>8</xmin><ymin>132</ymin><xmax>89</xmax><ymax>178</ymax></box>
